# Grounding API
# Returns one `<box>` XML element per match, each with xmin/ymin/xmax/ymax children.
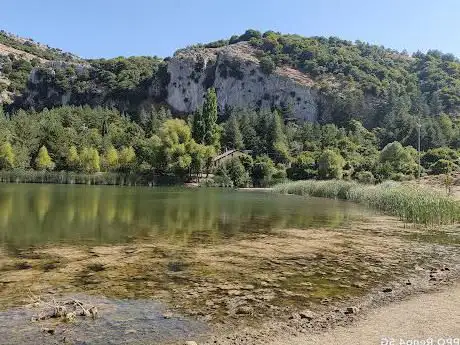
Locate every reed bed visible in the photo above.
<box><xmin>273</xmin><ymin>180</ymin><xmax>460</xmax><ymax>225</ymax></box>
<box><xmin>0</xmin><ymin>170</ymin><xmax>151</xmax><ymax>186</ymax></box>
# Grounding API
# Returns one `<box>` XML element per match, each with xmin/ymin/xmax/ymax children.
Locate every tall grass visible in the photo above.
<box><xmin>0</xmin><ymin>170</ymin><xmax>152</xmax><ymax>186</ymax></box>
<box><xmin>273</xmin><ymin>180</ymin><xmax>460</xmax><ymax>225</ymax></box>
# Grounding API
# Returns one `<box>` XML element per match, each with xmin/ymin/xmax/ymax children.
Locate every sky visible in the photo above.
<box><xmin>0</xmin><ymin>0</ymin><xmax>458</xmax><ymax>59</ymax></box>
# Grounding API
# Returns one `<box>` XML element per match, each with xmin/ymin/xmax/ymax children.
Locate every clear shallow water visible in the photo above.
<box><xmin>0</xmin><ymin>184</ymin><xmax>371</xmax><ymax>249</ymax></box>
<box><xmin>0</xmin><ymin>294</ymin><xmax>208</xmax><ymax>345</ymax></box>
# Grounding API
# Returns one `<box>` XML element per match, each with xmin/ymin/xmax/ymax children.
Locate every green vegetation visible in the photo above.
<box><xmin>1</xmin><ymin>100</ymin><xmax>460</xmax><ymax>186</ymax></box>
<box><xmin>273</xmin><ymin>180</ymin><xmax>460</xmax><ymax>225</ymax></box>
<box><xmin>2</xmin><ymin>30</ymin><xmax>460</xmax><ymax>187</ymax></box>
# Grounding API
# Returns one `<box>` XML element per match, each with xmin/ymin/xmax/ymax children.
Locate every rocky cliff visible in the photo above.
<box><xmin>167</xmin><ymin>42</ymin><xmax>319</xmax><ymax>121</ymax></box>
<box><xmin>0</xmin><ymin>35</ymin><xmax>321</xmax><ymax>120</ymax></box>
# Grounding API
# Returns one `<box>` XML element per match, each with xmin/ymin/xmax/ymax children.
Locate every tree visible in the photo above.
<box><xmin>259</xmin><ymin>56</ymin><xmax>276</xmax><ymax>74</ymax></box>
<box><xmin>318</xmin><ymin>149</ymin><xmax>345</xmax><ymax>179</ymax></box>
<box><xmin>267</xmin><ymin>111</ymin><xmax>290</xmax><ymax>163</ymax></box>
<box><xmin>222</xmin><ymin>114</ymin><xmax>243</xmax><ymax>150</ymax></box>
<box><xmin>104</xmin><ymin>145</ymin><xmax>119</xmax><ymax>171</ymax></box>
<box><xmin>287</xmin><ymin>152</ymin><xmax>317</xmax><ymax>180</ymax></box>
<box><xmin>66</xmin><ymin>145</ymin><xmax>80</xmax><ymax>171</ymax></box>
<box><xmin>158</xmin><ymin>119</ymin><xmax>194</xmax><ymax>177</ymax></box>
<box><xmin>202</xmin><ymin>88</ymin><xmax>220</xmax><ymax>148</ymax></box>
<box><xmin>226</xmin><ymin>157</ymin><xmax>250</xmax><ymax>188</ymax></box>
<box><xmin>251</xmin><ymin>155</ymin><xmax>276</xmax><ymax>187</ymax></box>
<box><xmin>379</xmin><ymin>141</ymin><xmax>417</xmax><ymax>177</ymax></box>
<box><xmin>0</xmin><ymin>142</ymin><xmax>15</xmax><ymax>170</ymax></box>
<box><xmin>119</xmin><ymin>146</ymin><xmax>136</xmax><ymax>172</ymax></box>
<box><xmin>35</xmin><ymin>146</ymin><xmax>54</xmax><ymax>171</ymax></box>
<box><xmin>81</xmin><ymin>147</ymin><xmax>100</xmax><ymax>173</ymax></box>
<box><xmin>191</xmin><ymin>108</ymin><xmax>206</xmax><ymax>144</ymax></box>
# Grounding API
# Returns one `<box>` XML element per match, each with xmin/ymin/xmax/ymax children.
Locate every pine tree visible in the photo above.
<box><xmin>267</xmin><ymin>111</ymin><xmax>290</xmax><ymax>163</ymax></box>
<box><xmin>222</xmin><ymin>114</ymin><xmax>243</xmax><ymax>150</ymax></box>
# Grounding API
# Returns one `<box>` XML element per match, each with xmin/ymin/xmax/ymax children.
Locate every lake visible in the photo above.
<box><xmin>1</xmin><ymin>184</ymin><xmax>456</xmax><ymax>345</ymax></box>
<box><xmin>0</xmin><ymin>184</ymin><xmax>370</xmax><ymax>249</ymax></box>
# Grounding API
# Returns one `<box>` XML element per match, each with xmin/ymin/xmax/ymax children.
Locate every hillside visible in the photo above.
<box><xmin>1</xmin><ymin>29</ymin><xmax>460</xmax><ymax>186</ymax></box>
<box><xmin>1</xmin><ymin>29</ymin><xmax>459</xmax><ymax>124</ymax></box>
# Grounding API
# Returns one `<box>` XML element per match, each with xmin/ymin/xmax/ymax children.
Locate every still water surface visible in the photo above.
<box><xmin>0</xmin><ymin>184</ymin><xmax>371</xmax><ymax>249</ymax></box>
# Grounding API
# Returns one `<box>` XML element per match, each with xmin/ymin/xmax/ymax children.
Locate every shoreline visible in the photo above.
<box><xmin>203</xmin><ymin>259</ymin><xmax>460</xmax><ymax>345</ymax></box>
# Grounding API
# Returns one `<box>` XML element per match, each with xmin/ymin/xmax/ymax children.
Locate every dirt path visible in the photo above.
<box><xmin>268</xmin><ymin>283</ymin><xmax>460</xmax><ymax>345</ymax></box>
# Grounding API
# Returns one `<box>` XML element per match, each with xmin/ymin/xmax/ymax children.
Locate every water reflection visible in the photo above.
<box><xmin>0</xmin><ymin>184</ymin><xmax>370</xmax><ymax>249</ymax></box>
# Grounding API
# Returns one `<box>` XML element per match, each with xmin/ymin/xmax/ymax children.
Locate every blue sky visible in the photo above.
<box><xmin>1</xmin><ymin>0</ymin><xmax>458</xmax><ymax>59</ymax></box>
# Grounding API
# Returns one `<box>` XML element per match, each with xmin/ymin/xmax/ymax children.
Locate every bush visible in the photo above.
<box><xmin>430</xmin><ymin>159</ymin><xmax>458</xmax><ymax>175</ymax></box>
<box><xmin>422</xmin><ymin>148</ymin><xmax>459</xmax><ymax>169</ymax></box>
<box><xmin>259</xmin><ymin>56</ymin><xmax>276</xmax><ymax>75</ymax></box>
<box><xmin>354</xmin><ymin>171</ymin><xmax>375</xmax><ymax>184</ymax></box>
<box><xmin>226</xmin><ymin>158</ymin><xmax>250</xmax><ymax>188</ymax></box>
<box><xmin>287</xmin><ymin>152</ymin><xmax>317</xmax><ymax>180</ymax></box>
<box><xmin>318</xmin><ymin>150</ymin><xmax>345</xmax><ymax>179</ymax></box>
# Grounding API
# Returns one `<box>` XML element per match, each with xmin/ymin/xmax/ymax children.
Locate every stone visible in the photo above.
<box><xmin>299</xmin><ymin>310</ymin><xmax>316</xmax><ymax>320</ymax></box>
<box><xmin>382</xmin><ymin>287</ymin><xmax>392</xmax><ymax>293</ymax></box>
<box><xmin>236</xmin><ymin>306</ymin><xmax>253</xmax><ymax>315</ymax></box>
<box><xmin>344</xmin><ymin>306</ymin><xmax>358</xmax><ymax>315</ymax></box>
<box><xmin>163</xmin><ymin>312</ymin><xmax>173</xmax><ymax>319</ymax></box>
<box><xmin>42</xmin><ymin>328</ymin><xmax>55</xmax><ymax>335</ymax></box>
<box><xmin>185</xmin><ymin>342</ymin><xmax>198</xmax><ymax>345</ymax></box>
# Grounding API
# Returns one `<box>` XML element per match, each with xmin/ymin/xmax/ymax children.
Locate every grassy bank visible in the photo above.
<box><xmin>273</xmin><ymin>180</ymin><xmax>460</xmax><ymax>225</ymax></box>
<box><xmin>0</xmin><ymin>170</ymin><xmax>152</xmax><ymax>186</ymax></box>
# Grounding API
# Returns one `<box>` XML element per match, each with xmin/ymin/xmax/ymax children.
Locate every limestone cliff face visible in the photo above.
<box><xmin>2</xmin><ymin>41</ymin><xmax>321</xmax><ymax>121</ymax></box>
<box><xmin>167</xmin><ymin>42</ymin><xmax>319</xmax><ymax>121</ymax></box>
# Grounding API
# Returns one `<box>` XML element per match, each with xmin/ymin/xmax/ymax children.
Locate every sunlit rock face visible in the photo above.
<box><xmin>167</xmin><ymin>42</ymin><xmax>319</xmax><ymax>121</ymax></box>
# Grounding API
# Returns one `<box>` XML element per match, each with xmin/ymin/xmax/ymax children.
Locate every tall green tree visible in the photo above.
<box><xmin>35</xmin><ymin>146</ymin><xmax>54</xmax><ymax>171</ymax></box>
<box><xmin>0</xmin><ymin>142</ymin><xmax>15</xmax><ymax>170</ymax></box>
<box><xmin>119</xmin><ymin>146</ymin><xmax>136</xmax><ymax>172</ymax></box>
<box><xmin>158</xmin><ymin>119</ymin><xmax>194</xmax><ymax>177</ymax></box>
<box><xmin>81</xmin><ymin>147</ymin><xmax>100</xmax><ymax>173</ymax></box>
<box><xmin>202</xmin><ymin>88</ymin><xmax>220</xmax><ymax>148</ymax></box>
<box><xmin>267</xmin><ymin>111</ymin><xmax>290</xmax><ymax>163</ymax></box>
<box><xmin>103</xmin><ymin>145</ymin><xmax>119</xmax><ymax>171</ymax></box>
<box><xmin>66</xmin><ymin>145</ymin><xmax>80</xmax><ymax>171</ymax></box>
<box><xmin>318</xmin><ymin>149</ymin><xmax>345</xmax><ymax>179</ymax></box>
<box><xmin>222</xmin><ymin>114</ymin><xmax>243</xmax><ymax>150</ymax></box>
<box><xmin>191</xmin><ymin>107</ymin><xmax>205</xmax><ymax>144</ymax></box>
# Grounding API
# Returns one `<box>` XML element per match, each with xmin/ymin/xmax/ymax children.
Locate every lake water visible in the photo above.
<box><xmin>0</xmin><ymin>184</ymin><xmax>370</xmax><ymax>249</ymax></box>
<box><xmin>0</xmin><ymin>184</ymin><xmax>384</xmax><ymax>344</ymax></box>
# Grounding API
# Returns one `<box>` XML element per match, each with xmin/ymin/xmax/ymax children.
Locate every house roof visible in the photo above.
<box><xmin>212</xmin><ymin>149</ymin><xmax>239</xmax><ymax>162</ymax></box>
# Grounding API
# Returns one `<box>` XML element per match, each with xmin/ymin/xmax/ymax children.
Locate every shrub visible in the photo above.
<box><xmin>354</xmin><ymin>171</ymin><xmax>375</xmax><ymax>184</ymax></box>
<box><xmin>259</xmin><ymin>56</ymin><xmax>276</xmax><ymax>75</ymax></box>
<box><xmin>287</xmin><ymin>152</ymin><xmax>317</xmax><ymax>180</ymax></box>
<box><xmin>318</xmin><ymin>150</ymin><xmax>345</xmax><ymax>179</ymax></box>
<box><xmin>430</xmin><ymin>159</ymin><xmax>458</xmax><ymax>175</ymax></box>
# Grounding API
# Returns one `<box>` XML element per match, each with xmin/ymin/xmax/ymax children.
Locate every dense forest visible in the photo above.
<box><xmin>1</xmin><ymin>29</ymin><xmax>460</xmax><ymax>186</ymax></box>
<box><xmin>1</xmin><ymin>86</ymin><xmax>459</xmax><ymax>187</ymax></box>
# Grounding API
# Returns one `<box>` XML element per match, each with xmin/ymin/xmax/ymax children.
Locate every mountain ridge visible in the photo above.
<box><xmin>1</xmin><ymin>29</ymin><xmax>459</xmax><ymax>126</ymax></box>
